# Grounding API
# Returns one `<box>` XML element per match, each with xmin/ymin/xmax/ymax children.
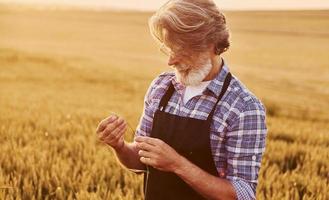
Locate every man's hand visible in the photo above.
<box><xmin>96</xmin><ymin>114</ymin><xmax>127</xmax><ymax>151</ymax></box>
<box><xmin>135</xmin><ymin>136</ymin><xmax>183</xmax><ymax>172</ymax></box>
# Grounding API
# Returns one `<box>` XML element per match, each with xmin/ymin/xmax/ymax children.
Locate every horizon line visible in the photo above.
<box><xmin>1</xmin><ymin>2</ymin><xmax>329</xmax><ymax>12</ymax></box>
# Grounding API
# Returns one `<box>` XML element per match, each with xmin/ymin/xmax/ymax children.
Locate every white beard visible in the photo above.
<box><xmin>174</xmin><ymin>59</ymin><xmax>213</xmax><ymax>86</ymax></box>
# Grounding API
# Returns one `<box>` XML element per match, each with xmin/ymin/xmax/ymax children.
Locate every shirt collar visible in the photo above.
<box><xmin>205</xmin><ymin>58</ymin><xmax>230</xmax><ymax>97</ymax></box>
<box><xmin>170</xmin><ymin>57</ymin><xmax>230</xmax><ymax>97</ymax></box>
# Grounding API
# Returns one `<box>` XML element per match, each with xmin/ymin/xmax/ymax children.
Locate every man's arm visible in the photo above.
<box><xmin>113</xmin><ymin>74</ymin><xmax>163</xmax><ymax>171</ymax></box>
<box><xmin>224</xmin><ymin>101</ymin><xmax>268</xmax><ymax>200</ymax></box>
<box><xmin>112</xmin><ymin>141</ymin><xmax>146</xmax><ymax>171</ymax></box>
<box><xmin>172</xmin><ymin>101</ymin><xmax>267</xmax><ymax>200</ymax></box>
<box><xmin>174</xmin><ymin>156</ymin><xmax>236</xmax><ymax>200</ymax></box>
<box><xmin>96</xmin><ymin>115</ymin><xmax>146</xmax><ymax>171</ymax></box>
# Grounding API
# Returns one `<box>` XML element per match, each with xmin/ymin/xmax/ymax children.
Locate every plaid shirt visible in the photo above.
<box><xmin>135</xmin><ymin>58</ymin><xmax>267</xmax><ymax>200</ymax></box>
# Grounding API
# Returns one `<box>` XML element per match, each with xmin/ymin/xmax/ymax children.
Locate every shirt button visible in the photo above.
<box><xmin>252</xmin><ymin>155</ymin><xmax>257</xmax><ymax>161</ymax></box>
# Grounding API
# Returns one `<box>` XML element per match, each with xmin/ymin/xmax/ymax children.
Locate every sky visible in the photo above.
<box><xmin>1</xmin><ymin>0</ymin><xmax>329</xmax><ymax>11</ymax></box>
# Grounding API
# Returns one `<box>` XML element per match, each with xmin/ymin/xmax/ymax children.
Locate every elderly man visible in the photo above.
<box><xmin>96</xmin><ymin>0</ymin><xmax>267</xmax><ymax>199</ymax></box>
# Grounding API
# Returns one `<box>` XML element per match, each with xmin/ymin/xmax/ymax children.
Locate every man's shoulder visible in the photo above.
<box><xmin>228</xmin><ymin>75</ymin><xmax>266</xmax><ymax>113</ymax></box>
<box><xmin>150</xmin><ymin>71</ymin><xmax>175</xmax><ymax>88</ymax></box>
<box><xmin>145</xmin><ymin>71</ymin><xmax>175</xmax><ymax>100</ymax></box>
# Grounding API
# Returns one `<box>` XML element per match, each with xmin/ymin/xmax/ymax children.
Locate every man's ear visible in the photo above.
<box><xmin>208</xmin><ymin>44</ymin><xmax>218</xmax><ymax>56</ymax></box>
<box><xmin>214</xmin><ymin>44</ymin><xmax>222</xmax><ymax>55</ymax></box>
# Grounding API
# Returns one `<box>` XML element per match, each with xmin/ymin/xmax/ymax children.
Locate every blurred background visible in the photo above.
<box><xmin>0</xmin><ymin>0</ymin><xmax>328</xmax><ymax>199</ymax></box>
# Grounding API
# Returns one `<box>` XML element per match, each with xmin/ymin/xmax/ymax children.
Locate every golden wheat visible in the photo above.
<box><xmin>0</xmin><ymin>6</ymin><xmax>328</xmax><ymax>200</ymax></box>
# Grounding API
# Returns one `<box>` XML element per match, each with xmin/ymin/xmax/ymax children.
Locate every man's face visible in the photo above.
<box><xmin>161</xmin><ymin>44</ymin><xmax>213</xmax><ymax>86</ymax></box>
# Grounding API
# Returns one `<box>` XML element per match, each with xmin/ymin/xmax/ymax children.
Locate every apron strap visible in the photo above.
<box><xmin>158</xmin><ymin>72</ymin><xmax>232</xmax><ymax>116</ymax></box>
<box><xmin>158</xmin><ymin>83</ymin><xmax>175</xmax><ymax>111</ymax></box>
<box><xmin>207</xmin><ymin>72</ymin><xmax>232</xmax><ymax>122</ymax></box>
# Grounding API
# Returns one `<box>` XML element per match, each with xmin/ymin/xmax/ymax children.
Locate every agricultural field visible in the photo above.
<box><xmin>0</xmin><ymin>5</ymin><xmax>328</xmax><ymax>200</ymax></box>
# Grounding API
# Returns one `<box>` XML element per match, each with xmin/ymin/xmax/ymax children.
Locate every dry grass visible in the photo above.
<box><xmin>0</xmin><ymin>5</ymin><xmax>328</xmax><ymax>199</ymax></box>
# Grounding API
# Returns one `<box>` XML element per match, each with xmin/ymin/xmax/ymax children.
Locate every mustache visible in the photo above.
<box><xmin>172</xmin><ymin>64</ymin><xmax>190</xmax><ymax>71</ymax></box>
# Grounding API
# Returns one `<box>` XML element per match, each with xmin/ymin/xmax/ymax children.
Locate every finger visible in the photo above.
<box><xmin>99</xmin><ymin>124</ymin><xmax>115</xmax><ymax>140</ymax></box>
<box><xmin>108</xmin><ymin>117</ymin><xmax>125</xmax><ymax>131</ymax></box>
<box><xmin>136</xmin><ymin>141</ymin><xmax>158</xmax><ymax>152</ymax></box>
<box><xmin>140</xmin><ymin>157</ymin><xmax>155</xmax><ymax>166</ymax></box>
<box><xmin>101</xmin><ymin>121</ymin><xmax>126</xmax><ymax>141</ymax></box>
<box><xmin>135</xmin><ymin>136</ymin><xmax>160</xmax><ymax>146</ymax></box>
<box><xmin>97</xmin><ymin>115</ymin><xmax>118</xmax><ymax>133</ymax></box>
<box><xmin>138</xmin><ymin>149</ymin><xmax>156</xmax><ymax>159</ymax></box>
<box><xmin>99</xmin><ymin>117</ymin><xmax>125</xmax><ymax>138</ymax></box>
<box><xmin>106</xmin><ymin>123</ymin><xmax>127</xmax><ymax>143</ymax></box>
<box><xmin>96</xmin><ymin>115</ymin><xmax>118</xmax><ymax>133</ymax></box>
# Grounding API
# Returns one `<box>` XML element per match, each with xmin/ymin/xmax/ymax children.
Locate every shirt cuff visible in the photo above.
<box><xmin>228</xmin><ymin>177</ymin><xmax>256</xmax><ymax>200</ymax></box>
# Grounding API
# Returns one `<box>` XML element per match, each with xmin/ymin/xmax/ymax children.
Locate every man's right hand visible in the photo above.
<box><xmin>96</xmin><ymin>114</ymin><xmax>127</xmax><ymax>151</ymax></box>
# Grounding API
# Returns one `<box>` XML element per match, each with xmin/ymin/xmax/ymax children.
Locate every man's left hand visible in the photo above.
<box><xmin>135</xmin><ymin>136</ymin><xmax>183</xmax><ymax>172</ymax></box>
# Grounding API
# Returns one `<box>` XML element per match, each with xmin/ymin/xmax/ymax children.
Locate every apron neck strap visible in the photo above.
<box><xmin>158</xmin><ymin>83</ymin><xmax>175</xmax><ymax>111</ymax></box>
<box><xmin>158</xmin><ymin>72</ymin><xmax>232</xmax><ymax>115</ymax></box>
<box><xmin>207</xmin><ymin>72</ymin><xmax>232</xmax><ymax>121</ymax></box>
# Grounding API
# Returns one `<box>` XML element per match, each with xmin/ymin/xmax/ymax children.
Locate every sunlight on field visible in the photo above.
<box><xmin>0</xmin><ymin>5</ymin><xmax>328</xmax><ymax>200</ymax></box>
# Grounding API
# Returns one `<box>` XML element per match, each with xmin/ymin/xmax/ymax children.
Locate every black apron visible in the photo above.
<box><xmin>143</xmin><ymin>72</ymin><xmax>232</xmax><ymax>200</ymax></box>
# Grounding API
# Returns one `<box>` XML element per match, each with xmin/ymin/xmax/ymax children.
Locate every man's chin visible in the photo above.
<box><xmin>173</xmin><ymin>58</ymin><xmax>212</xmax><ymax>86</ymax></box>
<box><xmin>175</xmin><ymin>71</ymin><xmax>202</xmax><ymax>86</ymax></box>
<box><xmin>174</xmin><ymin>71</ymin><xmax>187</xmax><ymax>86</ymax></box>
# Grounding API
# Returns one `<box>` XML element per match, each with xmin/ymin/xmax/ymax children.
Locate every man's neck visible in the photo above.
<box><xmin>203</xmin><ymin>56</ymin><xmax>223</xmax><ymax>81</ymax></box>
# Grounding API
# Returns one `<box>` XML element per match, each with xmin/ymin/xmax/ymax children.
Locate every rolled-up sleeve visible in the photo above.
<box><xmin>225</xmin><ymin>101</ymin><xmax>267</xmax><ymax>200</ymax></box>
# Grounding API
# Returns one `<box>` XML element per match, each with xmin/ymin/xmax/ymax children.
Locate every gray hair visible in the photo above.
<box><xmin>149</xmin><ymin>0</ymin><xmax>230</xmax><ymax>55</ymax></box>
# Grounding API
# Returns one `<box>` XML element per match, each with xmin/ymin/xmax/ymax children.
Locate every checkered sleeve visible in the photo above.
<box><xmin>134</xmin><ymin>79</ymin><xmax>156</xmax><ymax>138</ymax></box>
<box><xmin>225</xmin><ymin>101</ymin><xmax>267</xmax><ymax>200</ymax></box>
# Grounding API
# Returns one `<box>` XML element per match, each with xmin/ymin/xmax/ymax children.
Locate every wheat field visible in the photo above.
<box><xmin>0</xmin><ymin>5</ymin><xmax>328</xmax><ymax>200</ymax></box>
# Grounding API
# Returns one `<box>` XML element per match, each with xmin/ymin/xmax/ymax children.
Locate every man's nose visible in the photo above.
<box><xmin>168</xmin><ymin>55</ymin><xmax>180</xmax><ymax>66</ymax></box>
